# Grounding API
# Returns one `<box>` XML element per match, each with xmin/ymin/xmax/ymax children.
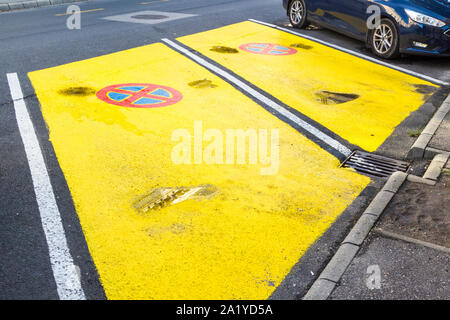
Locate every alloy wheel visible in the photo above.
<box><xmin>373</xmin><ymin>23</ymin><xmax>394</xmax><ymax>55</ymax></box>
<box><xmin>290</xmin><ymin>0</ymin><xmax>304</xmax><ymax>25</ymax></box>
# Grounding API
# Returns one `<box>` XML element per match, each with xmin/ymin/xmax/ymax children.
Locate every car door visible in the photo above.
<box><xmin>322</xmin><ymin>0</ymin><xmax>369</xmax><ymax>39</ymax></box>
<box><xmin>303</xmin><ymin>0</ymin><xmax>334</xmax><ymax>25</ymax></box>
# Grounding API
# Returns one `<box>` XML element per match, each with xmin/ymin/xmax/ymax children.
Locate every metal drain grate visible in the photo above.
<box><xmin>341</xmin><ymin>150</ymin><xmax>410</xmax><ymax>178</ymax></box>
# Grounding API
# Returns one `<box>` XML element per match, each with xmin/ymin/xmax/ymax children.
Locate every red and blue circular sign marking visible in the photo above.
<box><xmin>96</xmin><ymin>83</ymin><xmax>183</xmax><ymax>108</ymax></box>
<box><xmin>239</xmin><ymin>43</ymin><xmax>297</xmax><ymax>56</ymax></box>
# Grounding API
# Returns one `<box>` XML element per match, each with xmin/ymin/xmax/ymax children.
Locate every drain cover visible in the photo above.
<box><xmin>341</xmin><ymin>150</ymin><xmax>410</xmax><ymax>178</ymax></box>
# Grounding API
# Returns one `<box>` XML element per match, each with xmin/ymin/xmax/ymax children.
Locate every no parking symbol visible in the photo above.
<box><xmin>96</xmin><ymin>83</ymin><xmax>183</xmax><ymax>108</ymax></box>
<box><xmin>239</xmin><ymin>43</ymin><xmax>297</xmax><ymax>56</ymax></box>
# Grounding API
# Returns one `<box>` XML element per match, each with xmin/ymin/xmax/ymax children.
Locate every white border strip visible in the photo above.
<box><xmin>249</xmin><ymin>19</ymin><xmax>450</xmax><ymax>86</ymax></box>
<box><xmin>6</xmin><ymin>73</ymin><xmax>85</xmax><ymax>300</ymax></box>
<box><xmin>161</xmin><ymin>38</ymin><xmax>352</xmax><ymax>157</ymax></box>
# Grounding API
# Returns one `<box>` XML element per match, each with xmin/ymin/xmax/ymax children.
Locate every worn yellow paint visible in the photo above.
<box><xmin>29</xmin><ymin>43</ymin><xmax>369</xmax><ymax>299</ymax></box>
<box><xmin>179</xmin><ymin>21</ymin><xmax>438</xmax><ymax>152</ymax></box>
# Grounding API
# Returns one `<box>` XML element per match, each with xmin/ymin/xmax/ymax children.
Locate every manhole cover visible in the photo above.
<box><xmin>131</xmin><ymin>14</ymin><xmax>168</xmax><ymax>20</ymax></box>
<box><xmin>341</xmin><ymin>150</ymin><xmax>410</xmax><ymax>178</ymax></box>
<box><xmin>102</xmin><ymin>10</ymin><xmax>197</xmax><ymax>25</ymax></box>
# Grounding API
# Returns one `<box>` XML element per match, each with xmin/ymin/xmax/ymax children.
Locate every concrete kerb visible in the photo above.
<box><xmin>422</xmin><ymin>153</ymin><xmax>449</xmax><ymax>181</ymax></box>
<box><xmin>303</xmin><ymin>153</ymin><xmax>449</xmax><ymax>300</ymax></box>
<box><xmin>0</xmin><ymin>0</ymin><xmax>87</xmax><ymax>12</ymax></box>
<box><xmin>23</xmin><ymin>1</ymin><xmax>38</xmax><ymax>9</ymax></box>
<box><xmin>424</xmin><ymin>147</ymin><xmax>450</xmax><ymax>159</ymax></box>
<box><xmin>408</xmin><ymin>94</ymin><xmax>450</xmax><ymax>159</ymax></box>
<box><xmin>408</xmin><ymin>153</ymin><xmax>449</xmax><ymax>184</ymax></box>
<box><xmin>303</xmin><ymin>171</ymin><xmax>408</xmax><ymax>300</ymax></box>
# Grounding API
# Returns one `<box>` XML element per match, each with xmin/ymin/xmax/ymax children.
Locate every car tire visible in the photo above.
<box><xmin>288</xmin><ymin>0</ymin><xmax>308</xmax><ymax>29</ymax></box>
<box><xmin>369</xmin><ymin>18</ymin><xmax>400</xmax><ymax>59</ymax></box>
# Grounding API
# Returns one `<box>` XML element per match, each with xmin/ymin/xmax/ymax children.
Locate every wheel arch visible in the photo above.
<box><xmin>365</xmin><ymin>13</ymin><xmax>400</xmax><ymax>47</ymax></box>
<box><xmin>287</xmin><ymin>0</ymin><xmax>307</xmax><ymax>14</ymax></box>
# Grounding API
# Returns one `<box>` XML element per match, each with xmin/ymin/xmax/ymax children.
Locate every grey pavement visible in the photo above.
<box><xmin>330</xmin><ymin>233</ymin><xmax>450</xmax><ymax>300</ymax></box>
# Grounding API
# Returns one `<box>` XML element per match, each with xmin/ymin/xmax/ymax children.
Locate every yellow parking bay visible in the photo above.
<box><xmin>29</xmin><ymin>43</ymin><xmax>369</xmax><ymax>299</ymax></box>
<box><xmin>179</xmin><ymin>21</ymin><xmax>438</xmax><ymax>152</ymax></box>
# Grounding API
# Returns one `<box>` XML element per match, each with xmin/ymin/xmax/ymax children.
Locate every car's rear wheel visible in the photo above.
<box><xmin>370</xmin><ymin>18</ymin><xmax>400</xmax><ymax>59</ymax></box>
<box><xmin>288</xmin><ymin>0</ymin><xmax>307</xmax><ymax>29</ymax></box>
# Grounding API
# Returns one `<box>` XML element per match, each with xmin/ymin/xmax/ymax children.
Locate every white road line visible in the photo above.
<box><xmin>248</xmin><ymin>19</ymin><xmax>277</xmax><ymax>28</ymax></box>
<box><xmin>249</xmin><ymin>19</ymin><xmax>450</xmax><ymax>86</ymax></box>
<box><xmin>162</xmin><ymin>39</ymin><xmax>352</xmax><ymax>157</ymax></box>
<box><xmin>6</xmin><ymin>73</ymin><xmax>86</xmax><ymax>300</ymax></box>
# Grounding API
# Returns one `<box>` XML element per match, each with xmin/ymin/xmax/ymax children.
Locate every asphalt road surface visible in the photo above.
<box><xmin>0</xmin><ymin>0</ymin><xmax>449</xmax><ymax>300</ymax></box>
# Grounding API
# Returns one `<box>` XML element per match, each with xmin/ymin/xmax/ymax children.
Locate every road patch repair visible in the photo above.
<box><xmin>178</xmin><ymin>21</ymin><xmax>439</xmax><ymax>152</ymax></box>
<box><xmin>26</xmin><ymin>21</ymin><xmax>443</xmax><ymax>300</ymax></box>
<box><xmin>29</xmin><ymin>43</ymin><xmax>369</xmax><ymax>299</ymax></box>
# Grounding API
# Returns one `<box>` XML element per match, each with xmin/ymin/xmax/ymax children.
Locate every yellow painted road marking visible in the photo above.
<box><xmin>178</xmin><ymin>21</ymin><xmax>438</xmax><ymax>152</ymax></box>
<box><xmin>29</xmin><ymin>43</ymin><xmax>369</xmax><ymax>299</ymax></box>
<box><xmin>55</xmin><ymin>8</ymin><xmax>104</xmax><ymax>16</ymax></box>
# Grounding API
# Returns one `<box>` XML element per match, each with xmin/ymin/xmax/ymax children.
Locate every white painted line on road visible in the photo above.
<box><xmin>248</xmin><ymin>19</ymin><xmax>277</xmax><ymax>28</ymax></box>
<box><xmin>162</xmin><ymin>38</ymin><xmax>352</xmax><ymax>158</ymax></box>
<box><xmin>6</xmin><ymin>73</ymin><xmax>86</xmax><ymax>300</ymax></box>
<box><xmin>249</xmin><ymin>19</ymin><xmax>450</xmax><ymax>86</ymax></box>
